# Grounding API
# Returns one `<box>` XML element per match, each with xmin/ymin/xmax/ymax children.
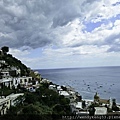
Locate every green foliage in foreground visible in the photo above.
<box><xmin>22</xmin><ymin>103</ymin><xmax>52</xmax><ymax>115</ymax></box>
<box><xmin>23</xmin><ymin>84</ymin><xmax>71</xmax><ymax>115</ymax></box>
<box><xmin>3</xmin><ymin>83</ymin><xmax>71</xmax><ymax>120</ymax></box>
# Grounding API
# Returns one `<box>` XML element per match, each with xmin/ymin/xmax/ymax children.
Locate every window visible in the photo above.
<box><xmin>24</xmin><ymin>79</ymin><xmax>27</xmax><ymax>82</ymax></box>
<box><xmin>15</xmin><ymin>80</ymin><xmax>17</xmax><ymax>84</ymax></box>
<box><xmin>20</xmin><ymin>79</ymin><xmax>22</xmax><ymax>83</ymax></box>
<box><xmin>29</xmin><ymin>78</ymin><xmax>31</xmax><ymax>82</ymax></box>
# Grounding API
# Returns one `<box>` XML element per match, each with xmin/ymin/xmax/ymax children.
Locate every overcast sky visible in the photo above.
<box><xmin>0</xmin><ymin>0</ymin><xmax>120</xmax><ymax>69</ymax></box>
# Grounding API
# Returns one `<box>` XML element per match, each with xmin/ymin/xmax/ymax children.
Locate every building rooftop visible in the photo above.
<box><xmin>107</xmin><ymin>111</ymin><xmax>120</xmax><ymax>115</ymax></box>
<box><xmin>59</xmin><ymin>91</ymin><xmax>70</xmax><ymax>96</ymax></box>
<box><xmin>99</xmin><ymin>98</ymin><xmax>109</xmax><ymax>104</ymax></box>
<box><xmin>7</xmin><ymin>93</ymin><xmax>24</xmax><ymax>99</ymax></box>
<box><xmin>0</xmin><ymin>78</ymin><xmax>12</xmax><ymax>83</ymax></box>
<box><xmin>95</xmin><ymin>107</ymin><xmax>107</xmax><ymax>115</ymax></box>
<box><xmin>75</xmin><ymin>102</ymin><xmax>82</xmax><ymax>109</ymax></box>
<box><xmin>0</xmin><ymin>97</ymin><xmax>9</xmax><ymax>105</ymax></box>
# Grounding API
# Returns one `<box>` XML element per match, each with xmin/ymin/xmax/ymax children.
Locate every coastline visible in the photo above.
<box><xmin>38</xmin><ymin>67</ymin><xmax>120</xmax><ymax>103</ymax></box>
<box><xmin>40</xmin><ymin>77</ymin><xmax>120</xmax><ymax>116</ymax></box>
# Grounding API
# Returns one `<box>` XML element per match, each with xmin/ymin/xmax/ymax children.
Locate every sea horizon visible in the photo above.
<box><xmin>34</xmin><ymin>65</ymin><xmax>120</xmax><ymax>70</ymax></box>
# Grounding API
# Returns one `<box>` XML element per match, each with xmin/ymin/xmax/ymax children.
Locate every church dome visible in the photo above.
<box><xmin>94</xmin><ymin>92</ymin><xmax>100</xmax><ymax>100</ymax></box>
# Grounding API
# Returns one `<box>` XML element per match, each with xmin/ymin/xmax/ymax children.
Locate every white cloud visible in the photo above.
<box><xmin>9</xmin><ymin>48</ymin><xmax>30</xmax><ymax>58</ymax></box>
<box><xmin>85</xmin><ymin>0</ymin><xmax>120</xmax><ymax>23</ymax></box>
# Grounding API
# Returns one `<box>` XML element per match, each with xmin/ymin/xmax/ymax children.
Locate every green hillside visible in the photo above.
<box><xmin>0</xmin><ymin>46</ymin><xmax>30</xmax><ymax>76</ymax></box>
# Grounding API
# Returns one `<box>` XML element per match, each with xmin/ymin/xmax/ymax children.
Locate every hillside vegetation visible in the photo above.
<box><xmin>0</xmin><ymin>46</ymin><xmax>30</xmax><ymax>76</ymax></box>
<box><xmin>0</xmin><ymin>46</ymin><xmax>71</xmax><ymax>120</ymax></box>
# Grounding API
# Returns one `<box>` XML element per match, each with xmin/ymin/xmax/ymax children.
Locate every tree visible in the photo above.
<box><xmin>1</xmin><ymin>46</ymin><xmax>9</xmax><ymax>54</ymax></box>
<box><xmin>88</xmin><ymin>107</ymin><xmax>96</xmax><ymax>116</ymax></box>
<box><xmin>24</xmin><ymin>93</ymin><xmax>38</xmax><ymax>104</ymax></box>
<box><xmin>112</xmin><ymin>99</ymin><xmax>119</xmax><ymax>111</ymax></box>
<box><xmin>82</xmin><ymin>100</ymin><xmax>86</xmax><ymax>108</ymax></box>
<box><xmin>53</xmin><ymin>104</ymin><xmax>65</xmax><ymax>115</ymax></box>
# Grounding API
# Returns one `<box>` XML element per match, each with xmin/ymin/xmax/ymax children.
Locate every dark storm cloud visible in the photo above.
<box><xmin>0</xmin><ymin>0</ymin><xmax>97</xmax><ymax>49</ymax></box>
<box><xmin>0</xmin><ymin>0</ymin><xmax>74</xmax><ymax>48</ymax></box>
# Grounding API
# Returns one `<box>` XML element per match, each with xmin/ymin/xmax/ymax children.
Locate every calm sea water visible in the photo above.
<box><xmin>37</xmin><ymin>66</ymin><xmax>120</xmax><ymax>103</ymax></box>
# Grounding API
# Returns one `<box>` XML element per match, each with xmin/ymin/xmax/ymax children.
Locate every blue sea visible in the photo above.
<box><xmin>37</xmin><ymin>66</ymin><xmax>120</xmax><ymax>103</ymax></box>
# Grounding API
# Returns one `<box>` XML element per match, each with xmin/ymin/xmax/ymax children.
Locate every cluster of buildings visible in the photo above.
<box><xmin>47</xmin><ymin>81</ymin><xmax>87</xmax><ymax>114</ymax></box>
<box><xmin>0</xmin><ymin>60</ymin><xmax>41</xmax><ymax>90</ymax></box>
<box><xmin>0</xmin><ymin>59</ymin><xmax>41</xmax><ymax>115</ymax></box>
<box><xmin>47</xmin><ymin>79</ymin><xmax>120</xmax><ymax>116</ymax></box>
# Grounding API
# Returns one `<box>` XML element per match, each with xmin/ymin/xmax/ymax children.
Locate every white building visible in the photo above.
<box><xmin>95</xmin><ymin>107</ymin><xmax>107</xmax><ymax>115</ymax></box>
<box><xmin>109</xmin><ymin>97</ymin><xmax>113</xmax><ymax>109</ymax></box>
<box><xmin>69</xmin><ymin>91</ymin><xmax>77</xmax><ymax>102</ymax></box>
<box><xmin>18</xmin><ymin>76</ymin><xmax>32</xmax><ymax>85</ymax></box>
<box><xmin>49</xmin><ymin>85</ymin><xmax>56</xmax><ymax>90</ymax></box>
<box><xmin>0</xmin><ymin>93</ymin><xmax>24</xmax><ymax>115</ymax></box>
<box><xmin>1</xmin><ymin>71</ymin><xmax>10</xmax><ymax>79</ymax></box>
<box><xmin>40</xmin><ymin>79</ymin><xmax>51</xmax><ymax>84</ymax></box>
<box><xmin>7</xmin><ymin>93</ymin><xmax>24</xmax><ymax>106</ymax></box>
<box><xmin>57</xmin><ymin>86</ymin><xmax>63</xmax><ymax>91</ymax></box>
<box><xmin>0</xmin><ymin>97</ymin><xmax>10</xmax><ymax>115</ymax></box>
<box><xmin>59</xmin><ymin>91</ymin><xmax>70</xmax><ymax>98</ymax></box>
<box><xmin>83</xmin><ymin>99</ymin><xmax>93</xmax><ymax>107</ymax></box>
<box><xmin>70</xmin><ymin>102</ymin><xmax>83</xmax><ymax>114</ymax></box>
<box><xmin>12</xmin><ymin>77</ymin><xmax>19</xmax><ymax>89</ymax></box>
<box><xmin>0</xmin><ymin>78</ymin><xmax>12</xmax><ymax>89</ymax></box>
<box><xmin>75</xmin><ymin>102</ymin><xmax>83</xmax><ymax>109</ymax></box>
